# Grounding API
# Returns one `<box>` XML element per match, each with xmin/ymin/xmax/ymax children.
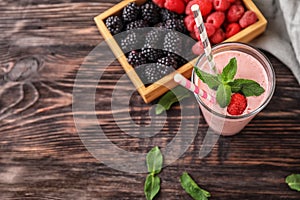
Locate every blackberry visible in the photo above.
<box><xmin>144</xmin><ymin>29</ymin><xmax>164</xmax><ymax>49</ymax></box>
<box><xmin>173</xmin><ymin>55</ymin><xmax>188</xmax><ymax>68</ymax></box>
<box><xmin>105</xmin><ymin>16</ymin><xmax>123</xmax><ymax>35</ymax></box>
<box><xmin>127</xmin><ymin>50</ymin><xmax>147</xmax><ymax>67</ymax></box>
<box><xmin>154</xmin><ymin>22</ymin><xmax>165</xmax><ymax>29</ymax></box>
<box><xmin>182</xmin><ymin>38</ymin><xmax>197</xmax><ymax>61</ymax></box>
<box><xmin>141</xmin><ymin>48</ymin><xmax>164</xmax><ymax>62</ymax></box>
<box><xmin>157</xmin><ymin>57</ymin><xmax>177</xmax><ymax>69</ymax></box>
<box><xmin>160</xmin><ymin>9</ymin><xmax>181</xmax><ymax>22</ymax></box>
<box><xmin>125</xmin><ymin>19</ymin><xmax>148</xmax><ymax>30</ymax></box>
<box><xmin>141</xmin><ymin>2</ymin><xmax>160</xmax><ymax>25</ymax></box>
<box><xmin>135</xmin><ymin>65</ymin><xmax>147</xmax><ymax>84</ymax></box>
<box><xmin>137</xmin><ymin>63</ymin><xmax>174</xmax><ymax>84</ymax></box>
<box><xmin>163</xmin><ymin>32</ymin><xmax>182</xmax><ymax>56</ymax></box>
<box><xmin>120</xmin><ymin>32</ymin><xmax>138</xmax><ymax>52</ymax></box>
<box><xmin>164</xmin><ymin>19</ymin><xmax>187</xmax><ymax>33</ymax></box>
<box><xmin>122</xmin><ymin>2</ymin><xmax>140</xmax><ymax>23</ymax></box>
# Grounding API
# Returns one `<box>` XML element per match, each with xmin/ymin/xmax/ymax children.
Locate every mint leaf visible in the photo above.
<box><xmin>286</xmin><ymin>174</ymin><xmax>300</xmax><ymax>192</ymax></box>
<box><xmin>194</xmin><ymin>67</ymin><xmax>221</xmax><ymax>90</ymax></box>
<box><xmin>221</xmin><ymin>57</ymin><xmax>237</xmax><ymax>83</ymax></box>
<box><xmin>146</xmin><ymin>146</ymin><xmax>163</xmax><ymax>175</ymax></box>
<box><xmin>156</xmin><ymin>86</ymin><xmax>190</xmax><ymax>115</ymax></box>
<box><xmin>216</xmin><ymin>84</ymin><xmax>231</xmax><ymax>108</ymax></box>
<box><xmin>144</xmin><ymin>174</ymin><xmax>161</xmax><ymax>200</ymax></box>
<box><xmin>229</xmin><ymin>79</ymin><xmax>265</xmax><ymax>97</ymax></box>
<box><xmin>180</xmin><ymin>172</ymin><xmax>211</xmax><ymax>200</ymax></box>
<box><xmin>144</xmin><ymin>147</ymin><xmax>163</xmax><ymax>200</ymax></box>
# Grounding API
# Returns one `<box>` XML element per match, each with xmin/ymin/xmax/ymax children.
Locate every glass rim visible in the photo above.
<box><xmin>192</xmin><ymin>42</ymin><xmax>276</xmax><ymax>119</ymax></box>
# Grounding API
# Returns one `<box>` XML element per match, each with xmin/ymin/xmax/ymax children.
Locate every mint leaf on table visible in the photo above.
<box><xmin>229</xmin><ymin>79</ymin><xmax>265</xmax><ymax>97</ymax></box>
<box><xmin>180</xmin><ymin>172</ymin><xmax>211</xmax><ymax>200</ymax></box>
<box><xmin>286</xmin><ymin>174</ymin><xmax>300</xmax><ymax>192</ymax></box>
<box><xmin>144</xmin><ymin>146</ymin><xmax>163</xmax><ymax>200</ymax></box>
<box><xmin>216</xmin><ymin>84</ymin><xmax>231</xmax><ymax>108</ymax></box>
<box><xmin>221</xmin><ymin>57</ymin><xmax>237</xmax><ymax>83</ymax></box>
<box><xmin>144</xmin><ymin>174</ymin><xmax>161</xmax><ymax>200</ymax></box>
<box><xmin>146</xmin><ymin>146</ymin><xmax>163</xmax><ymax>175</ymax></box>
<box><xmin>194</xmin><ymin>67</ymin><xmax>221</xmax><ymax>90</ymax></box>
<box><xmin>155</xmin><ymin>86</ymin><xmax>190</xmax><ymax>115</ymax></box>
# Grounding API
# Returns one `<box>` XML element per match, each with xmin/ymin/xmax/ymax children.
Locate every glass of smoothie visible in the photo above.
<box><xmin>192</xmin><ymin>42</ymin><xmax>276</xmax><ymax>136</ymax></box>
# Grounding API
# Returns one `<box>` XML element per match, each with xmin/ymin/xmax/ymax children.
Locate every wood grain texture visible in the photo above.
<box><xmin>0</xmin><ymin>0</ymin><xmax>300</xmax><ymax>199</ymax></box>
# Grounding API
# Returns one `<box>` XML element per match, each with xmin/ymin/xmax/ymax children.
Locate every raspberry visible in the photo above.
<box><xmin>233</xmin><ymin>0</ymin><xmax>243</xmax><ymax>5</ymax></box>
<box><xmin>239</xmin><ymin>10</ymin><xmax>258</xmax><ymax>28</ymax></box>
<box><xmin>190</xmin><ymin>31</ymin><xmax>198</xmax><ymax>40</ymax></box>
<box><xmin>206</xmin><ymin>11</ymin><xmax>225</xmax><ymax>29</ymax></box>
<box><xmin>227</xmin><ymin>4</ymin><xmax>245</xmax><ymax>23</ymax></box>
<box><xmin>225</xmin><ymin>23</ymin><xmax>241</xmax><ymax>38</ymax></box>
<box><xmin>184</xmin><ymin>15</ymin><xmax>196</xmax><ymax>32</ymax></box>
<box><xmin>213</xmin><ymin>0</ymin><xmax>230</xmax><ymax>11</ymax></box>
<box><xmin>227</xmin><ymin>0</ymin><xmax>236</xmax><ymax>2</ymax></box>
<box><xmin>227</xmin><ymin>93</ymin><xmax>247</xmax><ymax>115</ymax></box>
<box><xmin>185</xmin><ymin>0</ymin><xmax>213</xmax><ymax>17</ymax></box>
<box><xmin>210</xmin><ymin>28</ymin><xmax>225</xmax><ymax>44</ymax></box>
<box><xmin>192</xmin><ymin>41</ymin><xmax>204</xmax><ymax>55</ymax></box>
<box><xmin>193</xmin><ymin>23</ymin><xmax>216</xmax><ymax>40</ymax></box>
<box><xmin>164</xmin><ymin>0</ymin><xmax>186</xmax><ymax>14</ymax></box>
<box><xmin>205</xmin><ymin>23</ymin><xmax>217</xmax><ymax>37</ymax></box>
<box><xmin>153</xmin><ymin>0</ymin><xmax>166</xmax><ymax>8</ymax></box>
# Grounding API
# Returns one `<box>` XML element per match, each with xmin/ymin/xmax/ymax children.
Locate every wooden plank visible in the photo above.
<box><xmin>0</xmin><ymin>0</ymin><xmax>299</xmax><ymax>199</ymax></box>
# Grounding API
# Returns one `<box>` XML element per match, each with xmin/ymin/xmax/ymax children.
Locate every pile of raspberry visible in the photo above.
<box><xmin>154</xmin><ymin>0</ymin><xmax>258</xmax><ymax>45</ymax></box>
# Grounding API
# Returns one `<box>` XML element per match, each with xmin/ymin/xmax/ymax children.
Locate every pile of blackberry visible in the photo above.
<box><xmin>105</xmin><ymin>0</ymin><xmax>194</xmax><ymax>85</ymax></box>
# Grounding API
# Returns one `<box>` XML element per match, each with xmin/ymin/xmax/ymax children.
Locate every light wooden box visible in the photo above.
<box><xmin>94</xmin><ymin>0</ymin><xmax>267</xmax><ymax>103</ymax></box>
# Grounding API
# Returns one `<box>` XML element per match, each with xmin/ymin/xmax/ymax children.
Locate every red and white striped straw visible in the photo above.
<box><xmin>191</xmin><ymin>4</ymin><xmax>216</xmax><ymax>73</ymax></box>
<box><xmin>174</xmin><ymin>73</ymin><xmax>215</xmax><ymax>103</ymax></box>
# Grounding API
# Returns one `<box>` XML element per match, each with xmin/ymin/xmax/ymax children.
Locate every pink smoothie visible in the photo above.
<box><xmin>194</xmin><ymin>49</ymin><xmax>272</xmax><ymax>136</ymax></box>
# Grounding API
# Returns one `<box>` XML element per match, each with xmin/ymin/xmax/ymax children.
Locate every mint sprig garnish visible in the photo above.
<box><xmin>194</xmin><ymin>57</ymin><xmax>265</xmax><ymax>108</ymax></box>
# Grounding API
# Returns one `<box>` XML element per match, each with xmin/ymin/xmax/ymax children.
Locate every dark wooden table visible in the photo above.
<box><xmin>1</xmin><ymin>1</ymin><xmax>300</xmax><ymax>199</ymax></box>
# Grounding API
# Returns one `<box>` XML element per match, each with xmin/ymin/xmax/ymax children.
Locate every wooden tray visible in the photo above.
<box><xmin>94</xmin><ymin>0</ymin><xmax>267</xmax><ymax>103</ymax></box>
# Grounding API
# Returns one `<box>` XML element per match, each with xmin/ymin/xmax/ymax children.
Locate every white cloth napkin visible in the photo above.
<box><xmin>251</xmin><ymin>0</ymin><xmax>300</xmax><ymax>84</ymax></box>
